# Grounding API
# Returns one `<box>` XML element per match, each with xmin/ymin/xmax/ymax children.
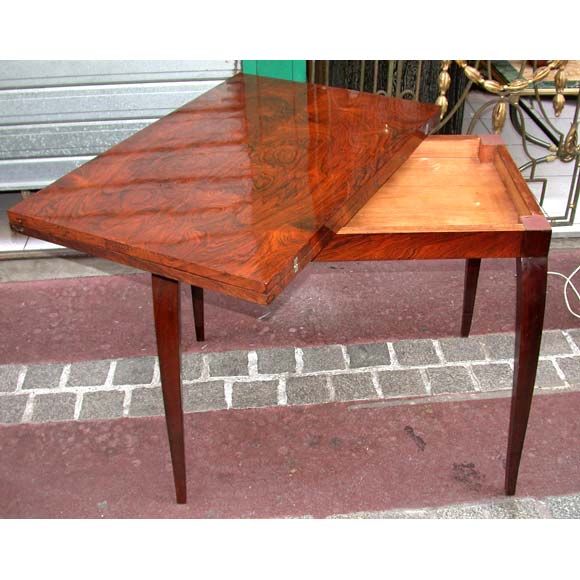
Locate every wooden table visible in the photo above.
<box><xmin>8</xmin><ymin>73</ymin><xmax>551</xmax><ymax>504</ymax></box>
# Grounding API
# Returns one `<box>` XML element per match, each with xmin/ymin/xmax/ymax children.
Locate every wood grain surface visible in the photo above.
<box><xmin>316</xmin><ymin>136</ymin><xmax>551</xmax><ymax>261</ymax></box>
<box><xmin>8</xmin><ymin>73</ymin><xmax>439</xmax><ymax>303</ymax></box>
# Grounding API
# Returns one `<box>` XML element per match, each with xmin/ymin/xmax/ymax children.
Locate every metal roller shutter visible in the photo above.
<box><xmin>0</xmin><ymin>60</ymin><xmax>238</xmax><ymax>191</ymax></box>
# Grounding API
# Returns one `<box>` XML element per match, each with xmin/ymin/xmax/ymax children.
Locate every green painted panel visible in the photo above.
<box><xmin>242</xmin><ymin>61</ymin><xmax>306</xmax><ymax>82</ymax></box>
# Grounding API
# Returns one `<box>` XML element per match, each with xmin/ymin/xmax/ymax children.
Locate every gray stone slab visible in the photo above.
<box><xmin>346</xmin><ymin>343</ymin><xmax>390</xmax><ymax>369</ymax></box>
<box><xmin>232</xmin><ymin>380</ymin><xmax>278</xmax><ymax>409</ymax></box>
<box><xmin>438</xmin><ymin>337</ymin><xmax>486</xmax><ymax>362</ymax></box>
<box><xmin>540</xmin><ymin>330</ymin><xmax>573</xmax><ymax>356</ymax></box>
<box><xmin>330</xmin><ymin>499</ymin><xmax>543</xmax><ymax>519</ymax></box>
<box><xmin>0</xmin><ymin>394</ymin><xmax>28</xmax><ymax>423</ymax></box>
<box><xmin>426</xmin><ymin>503</ymin><xmax>490</xmax><ymax>519</ymax></box>
<box><xmin>0</xmin><ymin>365</ymin><xmax>21</xmax><ymax>393</ymax></box>
<box><xmin>129</xmin><ymin>387</ymin><xmax>164</xmax><ymax>417</ymax></box>
<box><xmin>558</xmin><ymin>356</ymin><xmax>580</xmax><ymax>386</ymax></box>
<box><xmin>555</xmin><ymin>356</ymin><xmax>580</xmax><ymax>385</ymax></box>
<box><xmin>301</xmin><ymin>345</ymin><xmax>346</xmax><ymax>373</ymax></box>
<box><xmin>114</xmin><ymin>357</ymin><xmax>155</xmax><ymax>385</ymax></box>
<box><xmin>286</xmin><ymin>375</ymin><xmax>330</xmax><ymax>406</ymax></box>
<box><xmin>22</xmin><ymin>363</ymin><xmax>64</xmax><ymax>390</ymax></box>
<box><xmin>31</xmin><ymin>392</ymin><xmax>76</xmax><ymax>422</ymax></box>
<box><xmin>427</xmin><ymin>366</ymin><xmax>475</xmax><ymax>395</ymax></box>
<box><xmin>183</xmin><ymin>381</ymin><xmax>226</xmax><ymax>412</ymax></box>
<box><xmin>207</xmin><ymin>351</ymin><xmax>249</xmax><ymax>377</ymax></box>
<box><xmin>484</xmin><ymin>498</ymin><xmax>544</xmax><ymax>519</ymax></box>
<box><xmin>80</xmin><ymin>390</ymin><xmax>125</xmax><ymax>420</ymax></box>
<box><xmin>182</xmin><ymin>352</ymin><xmax>203</xmax><ymax>381</ymax></box>
<box><xmin>256</xmin><ymin>348</ymin><xmax>296</xmax><ymax>375</ymax></box>
<box><xmin>472</xmin><ymin>363</ymin><xmax>513</xmax><ymax>391</ymax></box>
<box><xmin>68</xmin><ymin>360</ymin><xmax>111</xmax><ymax>387</ymax></box>
<box><xmin>481</xmin><ymin>333</ymin><xmax>515</xmax><ymax>360</ymax></box>
<box><xmin>535</xmin><ymin>360</ymin><xmax>565</xmax><ymax>388</ymax></box>
<box><xmin>376</xmin><ymin>369</ymin><xmax>426</xmax><ymax>397</ymax></box>
<box><xmin>566</xmin><ymin>329</ymin><xmax>580</xmax><ymax>352</ymax></box>
<box><xmin>332</xmin><ymin>373</ymin><xmax>377</xmax><ymax>401</ymax></box>
<box><xmin>545</xmin><ymin>494</ymin><xmax>580</xmax><ymax>518</ymax></box>
<box><xmin>328</xmin><ymin>509</ymin><xmax>427</xmax><ymax>519</ymax></box>
<box><xmin>392</xmin><ymin>339</ymin><xmax>439</xmax><ymax>366</ymax></box>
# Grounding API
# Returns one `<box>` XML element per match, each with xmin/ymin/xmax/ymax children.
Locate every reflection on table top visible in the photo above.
<box><xmin>8</xmin><ymin>73</ymin><xmax>439</xmax><ymax>302</ymax></box>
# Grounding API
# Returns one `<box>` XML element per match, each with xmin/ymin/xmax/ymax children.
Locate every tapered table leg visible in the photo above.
<box><xmin>505</xmin><ymin>257</ymin><xmax>548</xmax><ymax>495</ymax></box>
<box><xmin>152</xmin><ymin>274</ymin><xmax>186</xmax><ymax>504</ymax></box>
<box><xmin>461</xmin><ymin>258</ymin><xmax>481</xmax><ymax>337</ymax></box>
<box><xmin>191</xmin><ymin>285</ymin><xmax>205</xmax><ymax>342</ymax></box>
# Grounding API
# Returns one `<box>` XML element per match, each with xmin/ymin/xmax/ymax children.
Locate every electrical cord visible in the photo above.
<box><xmin>548</xmin><ymin>264</ymin><xmax>580</xmax><ymax>319</ymax></box>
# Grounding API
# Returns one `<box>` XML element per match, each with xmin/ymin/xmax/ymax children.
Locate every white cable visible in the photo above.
<box><xmin>548</xmin><ymin>264</ymin><xmax>580</xmax><ymax>319</ymax></box>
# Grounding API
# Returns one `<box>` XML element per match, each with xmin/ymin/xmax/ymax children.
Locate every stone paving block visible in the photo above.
<box><xmin>540</xmin><ymin>330</ymin><xmax>573</xmax><ymax>356</ymax></box>
<box><xmin>438</xmin><ymin>337</ymin><xmax>486</xmax><ymax>362</ymax></box>
<box><xmin>565</xmin><ymin>329</ymin><xmax>580</xmax><ymax>352</ymax></box>
<box><xmin>555</xmin><ymin>357</ymin><xmax>580</xmax><ymax>386</ymax></box>
<box><xmin>535</xmin><ymin>360</ymin><xmax>565</xmax><ymax>388</ymax></box>
<box><xmin>472</xmin><ymin>363</ymin><xmax>513</xmax><ymax>391</ymax></box>
<box><xmin>183</xmin><ymin>381</ymin><xmax>226</xmax><ymax>412</ymax></box>
<box><xmin>286</xmin><ymin>375</ymin><xmax>330</xmax><ymax>406</ymax></box>
<box><xmin>80</xmin><ymin>391</ymin><xmax>125</xmax><ymax>420</ymax></box>
<box><xmin>0</xmin><ymin>394</ymin><xmax>28</xmax><ymax>423</ymax></box>
<box><xmin>328</xmin><ymin>509</ymin><xmax>427</xmax><ymax>519</ymax></box>
<box><xmin>392</xmin><ymin>339</ymin><xmax>439</xmax><ymax>366</ymax></box>
<box><xmin>427</xmin><ymin>366</ymin><xmax>475</xmax><ymax>395</ymax></box>
<box><xmin>346</xmin><ymin>343</ymin><xmax>390</xmax><ymax>369</ymax></box>
<box><xmin>301</xmin><ymin>345</ymin><xmax>346</xmax><ymax>373</ymax></box>
<box><xmin>545</xmin><ymin>494</ymin><xmax>580</xmax><ymax>518</ymax></box>
<box><xmin>256</xmin><ymin>348</ymin><xmax>296</xmax><ymax>374</ymax></box>
<box><xmin>481</xmin><ymin>333</ymin><xmax>514</xmax><ymax>360</ymax></box>
<box><xmin>426</xmin><ymin>503</ymin><xmax>492</xmax><ymax>519</ymax></box>
<box><xmin>331</xmin><ymin>373</ymin><xmax>377</xmax><ymax>401</ymax></box>
<box><xmin>207</xmin><ymin>351</ymin><xmax>249</xmax><ymax>377</ymax></box>
<box><xmin>114</xmin><ymin>357</ymin><xmax>155</xmax><ymax>385</ymax></box>
<box><xmin>31</xmin><ymin>393</ymin><xmax>76</xmax><ymax>423</ymax></box>
<box><xmin>376</xmin><ymin>369</ymin><xmax>425</xmax><ymax>397</ymax></box>
<box><xmin>232</xmin><ymin>380</ymin><xmax>278</xmax><ymax>409</ymax></box>
<box><xmin>68</xmin><ymin>360</ymin><xmax>111</xmax><ymax>387</ymax></box>
<box><xmin>484</xmin><ymin>498</ymin><xmax>544</xmax><ymax>519</ymax></box>
<box><xmin>330</xmin><ymin>499</ymin><xmax>543</xmax><ymax>519</ymax></box>
<box><xmin>22</xmin><ymin>363</ymin><xmax>64</xmax><ymax>390</ymax></box>
<box><xmin>182</xmin><ymin>352</ymin><xmax>203</xmax><ymax>381</ymax></box>
<box><xmin>0</xmin><ymin>365</ymin><xmax>21</xmax><ymax>393</ymax></box>
<box><xmin>129</xmin><ymin>387</ymin><xmax>164</xmax><ymax>417</ymax></box>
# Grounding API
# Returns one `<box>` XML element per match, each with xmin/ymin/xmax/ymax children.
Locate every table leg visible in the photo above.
<box><xmin>191</xmin><ymin>285</ymin><xmax>205</xmax><ymax>342</ymax></box>
<box><xmin>461</xmin><ymin>258</ymin><xmax>481</xmax><ymax>337</ymax></box>
<box><xmin>152</xmin><ymin>274</ymin><xmax>187</xmax><ymax>504</ymax></box>
<box><xmin>505</xmin><ymin>256</ymin><xmax>547</xmax><ymax>495</ymax></box>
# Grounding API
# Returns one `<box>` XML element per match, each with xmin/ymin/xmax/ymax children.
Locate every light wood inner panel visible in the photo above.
<box><xmin>340</xmin><ymin>136</ymin><xmax>525</xmax><ymax>234</ymax></box>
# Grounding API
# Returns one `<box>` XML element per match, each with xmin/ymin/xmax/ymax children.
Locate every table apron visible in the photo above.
<box><xmin>314</xmin><ymin>231</ymin><xmax>540</xmax><ymax>261</ymax></box>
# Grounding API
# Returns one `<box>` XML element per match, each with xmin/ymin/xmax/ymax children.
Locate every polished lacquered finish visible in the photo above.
<box><xmin>8</xmin><ymin>73</ymin><xmax>439</xmax><ymax>304</ymax></box>
<box><xmin>7</xmin><ymin>76</ymin><xmax>551</xmax><ymax>504</ymax></box>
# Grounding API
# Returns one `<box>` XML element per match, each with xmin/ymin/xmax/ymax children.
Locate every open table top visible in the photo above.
<box><xmin>316</xmin><ymin>134</ymin><xmax>550</xmax><ymax>263</ymax></box>
<box><xmin>8</xmin><ymin>73</ymin><xmax>440</xmax><ymax>304</ymax></box>
<box><xmin>341</xmin><ymin>135</ymin><xmax>527</xmax><ymax>234</ymax></box>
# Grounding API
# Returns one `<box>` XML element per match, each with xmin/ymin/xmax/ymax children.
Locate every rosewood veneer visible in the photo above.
<box><xmin>8</xmin><ymin>74</ymin><xmax>550</xmax><ymax>505</ymax></box>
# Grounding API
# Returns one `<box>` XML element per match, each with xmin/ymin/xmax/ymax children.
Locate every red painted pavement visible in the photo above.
<box><xmin>1</xmin><ymin>391</ymin><xmax>580</xmax><ymax>518</ymax></box>
<box><xmin>2</xmin><ymin>252</ymin><xmax>580</xmax><ymax>365</ymax></box>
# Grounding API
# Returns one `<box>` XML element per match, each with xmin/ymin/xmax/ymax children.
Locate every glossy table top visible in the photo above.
<box><xmin>9</xmin><ymin>73</ymin><xmax>440</xmax><ymax>303</ymax></box>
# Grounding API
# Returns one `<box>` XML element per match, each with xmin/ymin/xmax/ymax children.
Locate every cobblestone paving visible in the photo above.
<box><xmin>3</xmin><ymin>329</ymin><xmax>580</xmax><ymax>519</ymax></box>
<box><xmin>1</xmin><ymin>329</ymin><xmax>579</xmax><ymax>425</ymax></box>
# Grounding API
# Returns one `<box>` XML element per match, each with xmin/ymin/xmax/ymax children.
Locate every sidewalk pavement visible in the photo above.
<box><xmin>3</xmin><ymin>253</ymin><xmax>580</xmax><ymax>517</ymax></box>
<box><xmin>2</xmin><ymin>329</ymin><xmax>580</xmax><ymax>518</ymax></box>
<box><xmin>2</xmin><ymin>329</ymin><xmax>579</xmax><ymax>425</ymax></box>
